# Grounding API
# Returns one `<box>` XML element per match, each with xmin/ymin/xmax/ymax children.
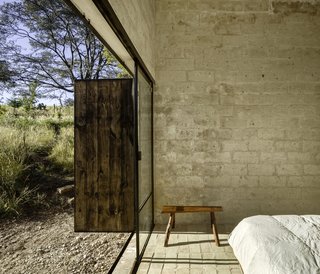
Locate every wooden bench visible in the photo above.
<box><xmin>161</xmin><ymin>205</ymin><xmax>223</xmax><ymax>247</ymax></box>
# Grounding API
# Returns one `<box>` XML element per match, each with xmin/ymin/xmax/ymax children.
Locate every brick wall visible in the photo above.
<box><xmin>154</xmin><ymin>0</ymin><xmax>320</xmax><ymax>231</ymax></box>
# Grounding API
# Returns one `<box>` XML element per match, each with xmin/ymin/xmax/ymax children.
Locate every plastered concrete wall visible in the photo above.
<box><xmin>154</xmin><ymin>0</ymin><xmax>320</xmax><ymax>231</ymax></box>
<box><xmin>109</xmin><ymin>0</ymin><xmax>156</xmax><ymax>78</ymax></box>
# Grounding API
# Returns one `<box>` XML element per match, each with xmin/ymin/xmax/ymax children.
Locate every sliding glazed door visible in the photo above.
<box><xmin>137</xmin><ymin>67</ymin><xmax>153</xmax><ymax>256</ymax></box>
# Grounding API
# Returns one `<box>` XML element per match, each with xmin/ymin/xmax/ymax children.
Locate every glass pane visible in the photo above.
<box><xmin>138</xmin><ymin>69</ymin><xmax>152</xmax><ymax>207</ymax></box>
<box><xmin>139</xmin><ymin>197</ymin><xmax>153</xmax><ymax>252</ymax></box>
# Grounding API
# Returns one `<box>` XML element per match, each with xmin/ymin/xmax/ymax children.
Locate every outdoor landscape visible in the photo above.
<box><xmin>0</xmin><ymin>0</ymin><xmax>129</xmax><ymax>273</ymax></box>
<box><xmin>0</xmin><ymin>103</ymin><xmax>74</xmax><ymax>217</ymax></box>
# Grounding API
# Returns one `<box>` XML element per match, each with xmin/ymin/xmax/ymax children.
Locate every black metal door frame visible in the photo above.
<box><xmin>107</xmin><ymin>64</ymin><xmax>154</xmax><ymax>273</ymax></box>
<box><xmin>132</xmin><ymin>62</ymin><xmax>155</xmax><ymax>272</ymax></box>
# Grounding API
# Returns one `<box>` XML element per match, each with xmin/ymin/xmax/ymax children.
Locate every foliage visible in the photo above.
<box><xmin>0</xmin><ymin>0</ymin><xmax>128</xmax><ymax>101</ymax></box>
<box><xmin>0</xmin><ymin>105</ymin><xmax>6</xmax><ymax>116</ymax></box>
<box><xmin>8</xmin><ymin>98</ymin><xmax>23</xmax><ymax>109</ymax></box>
<box><xmin>0</xmin><ymin>60</ymin><xmax>14</xmax><ymax>83</ymax></box>
<box><xmin>0</xmin><ymin>105</ymin><xmax>73</xmax><ymax>217</ymax></box>
<box><xmin>104</xmin><ymin>49</ymin><xmax>131</xmax><ymax>78</ymax></box>
<box><xmin>0</xmin><ymin>185</ymin><xmax>41</xmax><ymax>216</ymax></box>
<box><xmin>36</xmin><ymin>103</ymin><xmax>46</xmax><ymax>110</ymax></box>
<box><xmin>22</xmin><ymin>82</ymin><xmax>38</xmax><ymax>111</ymax></box>
<box><xmin>49</xmin><ymin>127</ymin><xmax>74</xmax><ymax>173</ymax></box>
<box><xmin>0</xmin><ymin>126</ymin><xmax>48</xmax><ymax>216</ymax></box>
<box><xmin>63</xmin><ymin>98</ymin><xmax>74</xmax><ymax>107</ymax></box>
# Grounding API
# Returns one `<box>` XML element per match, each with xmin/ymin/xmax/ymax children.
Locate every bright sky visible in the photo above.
<box><xmin>0</xmin><ymin>0</ymin><xmax>17</xmax><ymax>4</ymax></box>
<box><xmin>0</xmin><ymin>0</ymin><xmax>15</xmax><ymax>4</ymax></box>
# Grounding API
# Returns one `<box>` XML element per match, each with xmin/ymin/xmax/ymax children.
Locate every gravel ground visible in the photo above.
<box><xmin>0</xmin><ymin>209</ymin><xmax>129</xmax><ymax>274</ymax></box>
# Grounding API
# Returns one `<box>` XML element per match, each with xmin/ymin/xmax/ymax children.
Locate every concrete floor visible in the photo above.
<box><xmin>137</xmin><ymin>225</ymin><xmax>242</xmax><ymax>274</ymax></box>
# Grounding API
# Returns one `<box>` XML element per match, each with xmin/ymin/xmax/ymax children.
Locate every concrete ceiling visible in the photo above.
<box><xmin>68</xmin><ymin>0</ymin><xmax>134</xmax><ymax>75</ymax></box>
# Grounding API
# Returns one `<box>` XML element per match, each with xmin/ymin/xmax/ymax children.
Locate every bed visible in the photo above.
<box><xmin>228</xmin><ymin>215</ymin><xmax>320</xmax><ymax>274</ymax></box>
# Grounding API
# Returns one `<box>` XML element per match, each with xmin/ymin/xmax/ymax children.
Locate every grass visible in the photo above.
<box><xmin>49</xmin><ymin>127</ymin><xmax>74</xmax><ymax>173</ymax></box>
<box><xmin>0</xmin><ymin>105</ymin><xmax>74</xmax><ymax>217</ymax></box>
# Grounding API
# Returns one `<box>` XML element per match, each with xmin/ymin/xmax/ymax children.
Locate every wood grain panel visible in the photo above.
<box><xmin>74</xmin><ymin>81</ymin><xmax>87</xmax><ymax>231</ymax></box>
<box><xmin>75</xmin><ymin>79</ymin><xmax>134</xmax><ymax>232</ymax></box>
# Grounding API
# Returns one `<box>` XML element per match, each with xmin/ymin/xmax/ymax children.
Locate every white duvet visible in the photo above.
<box><xmin>228</xmin><ymin>215</ymin><xmax>320</xmax><ymax>274</ymax></box>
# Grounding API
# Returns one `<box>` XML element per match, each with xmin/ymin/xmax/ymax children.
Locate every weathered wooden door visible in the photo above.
<box><xmin>74</xmin><ymin>79</ymin><xmax>134</xmax><ymax>232</ymax></box>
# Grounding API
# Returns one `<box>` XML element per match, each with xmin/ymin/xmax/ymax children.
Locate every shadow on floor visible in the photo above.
<box><xmin>142</xmin><ymin>257</ymin><xmax>239</xmax><ymax>265</ymax></box>
<box><xmin>166</xmin><ymin>238</ymin><xmax>229</xmax><ymax>247</ymax></box>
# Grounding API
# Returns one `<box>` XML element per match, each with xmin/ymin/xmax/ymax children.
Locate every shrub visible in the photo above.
<box><xmin>0</xmin><ymin>126</ymin><xmax>50</xmax><ymax>217</ymax></box>
<box><xmin>0</xmin><ymin>185</ymin><xmax>41</xmax><ymax>216</ymax></box>
<box><xmin>0</xmin><ymin>106</ymin><xmax>74</xmax><ymax>217</ymax></box>
<box><xmin>49</xmin><ymin>126</ymin><xmax>74</xmax><ymax>173</ymax></box>
<box><xmin>0</xmin><ymin>129</ymin><xmax>29</xmax><ymax>216</ymax></box>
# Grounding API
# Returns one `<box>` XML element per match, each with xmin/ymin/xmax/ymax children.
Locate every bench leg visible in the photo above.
<box><xmin>164</xmin><ymin>213</ymin><xmax>174</xmax><ymax>247</ymax></box>
<box><xmin>210</xmin><ymin>212</ymin><xmax>220</xmax><ymax>247</ymax></box>
<box><xmin>172</xmin><ymin>213</ymin><xmax>175</xmax><ymax>229</ymax></box>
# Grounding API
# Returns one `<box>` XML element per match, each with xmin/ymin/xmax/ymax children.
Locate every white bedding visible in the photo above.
<box><xmin>228</xmin><ymin>215</ymin><xmax>320</xmax><ymax>274</ymax></box>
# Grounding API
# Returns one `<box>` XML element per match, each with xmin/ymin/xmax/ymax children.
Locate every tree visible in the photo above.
<box><xmin>0</xmin><ymin>61</ymin><xmax>14</xmax><ymax>83</ymax></box>
<box><xmin>22</xmin><ymin>81</ymin><xmax>38</xmax><ymax>111</ymax></box>
<box><xmin>0</xmin><ymin>0</ymin><xmax>129</xmax><ymax>100</ymax></box>
<box><xmin>63</xmin><ymin>98</ymin><xmax>74</xmax><ymax>107</ymax></box>
<box><xmin>8</xmin><ymin>98</ymin><xmax>23</xmax><ymax>109</ymax></box>
<box><xmin>0</xmin><ymin>61</ymin><xmax>14</xmax><ymax>102</ymax></box>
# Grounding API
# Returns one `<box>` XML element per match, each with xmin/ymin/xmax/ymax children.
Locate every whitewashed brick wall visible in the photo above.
<box><xmin>154</xmin><ymin>0</ymin><xmax>320</xmax><ymax>231</ymax></box>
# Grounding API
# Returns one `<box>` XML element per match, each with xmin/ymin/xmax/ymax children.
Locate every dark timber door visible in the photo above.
<box><xmin>74</xmin><ymin>79</ymin><xmax>134</xmax><ymax>232</ymax></box>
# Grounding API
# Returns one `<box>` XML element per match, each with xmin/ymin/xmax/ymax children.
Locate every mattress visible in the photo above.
<box><xmin>228</xmin><ymin>215</ymin><xmax>320</xmax><ymax>274</ymax></box>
